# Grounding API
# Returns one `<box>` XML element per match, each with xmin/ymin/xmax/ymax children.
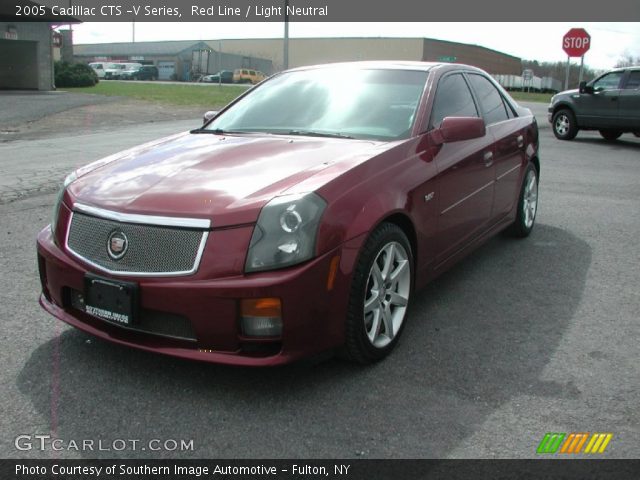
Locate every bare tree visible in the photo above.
<box><xmin>614</xmin><ymin>54</ymin><xmax>640</xmax><ymax>68</ymax></box>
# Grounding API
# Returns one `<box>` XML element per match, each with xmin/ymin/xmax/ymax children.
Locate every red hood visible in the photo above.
<box><xmin>68</xmin><ymin>131</ymin><xmax>385</xmax><ymax>227</ymax></box>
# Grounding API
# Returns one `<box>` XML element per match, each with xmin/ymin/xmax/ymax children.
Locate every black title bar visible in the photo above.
<box><xmin>6</xmin><ymin>0</ymin><xmax>640</xmax><ymax>22</ymax></box>
<box><xmin>3</xmin><ymin>459</ymin><xmax>640</xmax><ymax>480</ymax></box>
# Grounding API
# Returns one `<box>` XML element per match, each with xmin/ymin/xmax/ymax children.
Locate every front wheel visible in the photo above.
<box><xmin>344</xmin><ymin>223</ymin><xmax>413</xmax><ymax>364</ymax></box>
<box><xmin>552</xmin><ymin>109</ymin><xmax>578</xmax><ymax>140</ymax></box>
<box><xmin>599</xmin><ymin>130</ymin><xmax>622</xmax><ymax>141</ymax></box>
<box><xmin>506</xmin><ymin>163</ymin><xmax>539</xmax><ymax>238</ymax></box>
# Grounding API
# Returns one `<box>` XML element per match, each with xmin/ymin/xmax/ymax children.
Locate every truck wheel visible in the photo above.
<box><xmin>552</xmin><ymin>109</ymin><xmax>578</xmax><ymax>140</ymax></box>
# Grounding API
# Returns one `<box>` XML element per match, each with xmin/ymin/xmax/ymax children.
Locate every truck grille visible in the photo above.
<box><xmin>66</xmin><ymin>208</ymin><xmax>209</xmax><ymax>276</ymax></box>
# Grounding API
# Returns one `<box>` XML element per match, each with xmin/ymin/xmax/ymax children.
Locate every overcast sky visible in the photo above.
<box><xmin>70</xmin><ymin>22</ymin><xmax>640</xmax><ymax>71</ymax></box>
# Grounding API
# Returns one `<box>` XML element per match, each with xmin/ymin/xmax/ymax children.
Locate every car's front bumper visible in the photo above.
<box><xmin>37</xmin><ymin>226</ymin><xmax>361</xmax><ymax>366</ymax></box>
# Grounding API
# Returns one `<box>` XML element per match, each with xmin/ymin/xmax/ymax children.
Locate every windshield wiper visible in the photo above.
<box><xmin>190</xmin><ymin>128</ymin><xmax>245</xmax><ymax>135</ymax></box>
<box><xmin>191</xmin><ymin>128</ymin><xmax>225</xmax><ymax>134</ymax></box>
<box><xmin>285</xmin><ymin>130</ymin><xmax>354</xmax><ymax>139</ymax></box>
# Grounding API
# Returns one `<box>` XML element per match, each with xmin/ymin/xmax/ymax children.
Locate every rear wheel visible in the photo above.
<box><xmin>599</xmin><ymin>130</ymin><xmax>622</xmax><ymax>141</ymax></box>
<box><xmin>344</xmin><ymin>223</ymin><xmax>413</xmax><ymax>364</ymax></box>
<box><xmin>552</xmin><ymin>109</ymin><xmax>578</xmax><ymax>140</ymax></box>
<box><xmin>506</xmin><ymin>163</ymin><xmax>539</xmax><ymax>238</ymax></box>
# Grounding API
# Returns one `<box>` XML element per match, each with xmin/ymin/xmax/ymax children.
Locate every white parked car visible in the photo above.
<box><xmin>89</xmin><ymin>62</ymin><xmax>142</xmax><ymax>80</ymax></box>
<box><xmin>88</xmin><ymin>62</ymin><xmax>112</xmax><ymax>79</ymax></box>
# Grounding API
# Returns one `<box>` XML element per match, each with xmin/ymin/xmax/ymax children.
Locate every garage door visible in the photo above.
<box><xmin>157</xmin><ymin>61</ymin><xmax>175</xmax><ymax>81</ymax></box>
<box><xmin>0</xmin><ymin>40</ymin><xmax>39</xmax><ymax>89</ymax></box>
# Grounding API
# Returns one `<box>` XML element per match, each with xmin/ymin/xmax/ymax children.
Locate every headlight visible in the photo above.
<box><xmin>51</xmin><ymin>171</ymin><xmax>77</xmax><ymax>238</ymax></box>
<box><xmin>245</xmin><ymin>193</ymin><xmax>326</xmax><ymax>273</ymax></box>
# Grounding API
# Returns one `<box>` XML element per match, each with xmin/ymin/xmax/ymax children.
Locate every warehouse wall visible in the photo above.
<box><xmin>422</xmin><ymin>38</ymin><xmax>521</xmax><ymax>75</ymax></box>
<box><xmin>213</xmin><ymin>38</ymin><xmax>425</xmax><ymax>71</ymax></box>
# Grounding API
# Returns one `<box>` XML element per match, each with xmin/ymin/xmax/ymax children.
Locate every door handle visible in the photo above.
<box><xmin>483</xmin><ymin>151</ymin><xmax>493</xmax><ymax>167</ymax></box>
<box><xmin>517</xmin><ymin>135</ymin><xmax>524</xmax><ymax>148</ymax></box>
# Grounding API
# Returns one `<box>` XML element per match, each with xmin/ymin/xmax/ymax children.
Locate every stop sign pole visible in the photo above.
<box><xmin>562</xmin><ymin>28</ymin><xmax>591</xmax><ymax>89</ymax></box>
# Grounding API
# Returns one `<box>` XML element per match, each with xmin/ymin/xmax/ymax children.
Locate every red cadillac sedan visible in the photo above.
<box><xmin>37</xmin><ymin>62</ymin><xmax>539</xmax><ymax>366</ymax></box>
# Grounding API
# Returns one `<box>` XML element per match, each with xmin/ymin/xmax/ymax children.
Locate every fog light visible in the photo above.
<box><xmin>240</xmin><ymin>298</ymin><xmax>282</xmax><ymax>337</ymax></box>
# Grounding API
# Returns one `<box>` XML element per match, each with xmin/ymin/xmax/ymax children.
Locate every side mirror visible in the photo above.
<box><xmin>203</xmin><ymin>110</ymin><xmax>219</xmax><ymax>124</ymax></box>
<box><xmin>431</xmin><ymin>116</ymin><xmax>486</xmax><ymax>146</ymax></box>
<box><xmin>579</xmin><ymin>82</ymin><xmax>593</xmax><ymax>94</ymax></box>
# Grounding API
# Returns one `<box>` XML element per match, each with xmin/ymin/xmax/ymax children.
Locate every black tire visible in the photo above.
<box><xmin>552</xmin><ymin>108</ymin><xmax>579</xmax><ymax>140</ymax></box>
<box><xmin>344</xmin><ymin>223</ymin><xmax>413</xmax><ymax>364</ymax></box>
<box><xmin>599</xmin><ymin>130</ymin><xmax>622</xmax><ymax>141</ymax></box>
<box><xmin>506</xmin><ymin>163</ymin><xmax>539</xmax><ymax>238</ymax></box>
<box><xmin>634</xmin><ymin>132</ymin><xmax>640</xmax><ymax>138</ymax></box>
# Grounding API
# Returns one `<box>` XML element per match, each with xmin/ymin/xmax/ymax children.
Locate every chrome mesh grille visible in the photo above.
<box><xmin>67</xmin><ymin>212</ymin><xmax>207</xmax><ymax>275</ymax></box>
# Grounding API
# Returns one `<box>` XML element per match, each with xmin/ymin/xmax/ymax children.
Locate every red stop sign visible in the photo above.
<box><xmin>563</xmin><ymin>28</ymin><xmax>591</xmax><ymax>57</ymax></box>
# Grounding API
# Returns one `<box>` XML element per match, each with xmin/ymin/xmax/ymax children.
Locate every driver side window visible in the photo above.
<box><xmin>593</xmin><ymin>72</ymin><xmax>623</xmax><ymax>91</ymax></box>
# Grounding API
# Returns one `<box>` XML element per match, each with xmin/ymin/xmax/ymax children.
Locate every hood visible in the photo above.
<box><xmin>68</xmin><ymin>131</ymin><xmax>384</xmax><ymax>227</ymax></box>
<box><xmin>554</xmin><ymin>88</ymin><xmax>579</xmax><ymax>99</ymax></box>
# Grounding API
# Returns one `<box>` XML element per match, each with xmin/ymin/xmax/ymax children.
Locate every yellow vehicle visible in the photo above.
<box><xmin>233</xmin><ymin>68</ymin><xmax>266</xmax><ymax>84</ymax></box>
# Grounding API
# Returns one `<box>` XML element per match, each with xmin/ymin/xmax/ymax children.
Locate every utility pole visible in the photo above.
<box><xmin>283</xmin><ymin>0</ymin><xmax>289</xmax><ymax>70</ymax></box>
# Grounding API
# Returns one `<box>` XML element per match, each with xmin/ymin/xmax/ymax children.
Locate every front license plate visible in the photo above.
<box><xmin>84</xmin><ymin>274</ymin><xmax>138</xmax><ymax>326</ymax></box>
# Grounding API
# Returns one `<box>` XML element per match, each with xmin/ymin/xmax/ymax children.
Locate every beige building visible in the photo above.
<box><xmin>214</xmin><ymin>37</ymin><xmax>521</xmax><ymax>75</ymax></box>
<box><xmin>74</xmin><ymin>37</ymin><xmax>521</xmax><ymax>79</ymax></box>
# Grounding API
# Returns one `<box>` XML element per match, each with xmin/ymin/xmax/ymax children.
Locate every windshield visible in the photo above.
<box><xmin>205</xmin><ymin>68</ymin><xmax>429</xmax><ymax>140</ymax></box>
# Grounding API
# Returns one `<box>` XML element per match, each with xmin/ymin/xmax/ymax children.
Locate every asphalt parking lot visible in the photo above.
<box><xmin>0</xmin><ymin>99</ymin><xmax>638</xmax><ymax>459</ymax></box>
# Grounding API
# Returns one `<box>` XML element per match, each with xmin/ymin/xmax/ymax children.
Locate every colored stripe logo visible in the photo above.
<box><xmin>537</xmin><ymin>433</ymin><xmax>613</xmax><ymax>454</ymax></box>
<box><xmin>537</xmin><ymin>433</ymin><xmax>565</xmax><ymax>454</ymax></box>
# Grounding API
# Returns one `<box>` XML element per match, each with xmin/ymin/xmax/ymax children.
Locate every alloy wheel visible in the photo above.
<box><xmin>363</xmin><ymin>241</ymin><xmax>411</xmax><ymax>348</ymax></box>
<box><xmin>554</xmin><ymin>114</ymin><xmax>570</xmax><ymax>136</ymax></box>
<box><xmin>523</xmin><ymin>170</ymin><xmax>538</xmax><ymax>229</ymax></box>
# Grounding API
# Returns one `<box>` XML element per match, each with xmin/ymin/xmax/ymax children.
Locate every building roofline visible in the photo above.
<box><xmin>74</xmin><ymin>36</ymin><xmax>520</xmax><ymax>61</ymax></box>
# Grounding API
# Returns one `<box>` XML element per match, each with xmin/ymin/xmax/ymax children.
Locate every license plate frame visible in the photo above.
<box><xmin>84</xmin><ymin>274</ymin><xmax>139</xmax><ymax>326</ymax></box>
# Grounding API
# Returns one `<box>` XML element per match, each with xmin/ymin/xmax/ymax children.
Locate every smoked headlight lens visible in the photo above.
<box><xmin>51</xmin><ymin>171</ymin><xmax>77</xmax><ymax>237</ymax></box>
<box><xmin>245</xmin><ymin>193</ymin><xmax>326</xmax><ymax>273</ymax></box>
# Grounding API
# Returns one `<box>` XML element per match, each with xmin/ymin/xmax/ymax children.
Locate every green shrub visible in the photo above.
<box><xmin>54</xmin><ymin>61</ymin><xmax>99</xmax><ymax>88</ymax></box>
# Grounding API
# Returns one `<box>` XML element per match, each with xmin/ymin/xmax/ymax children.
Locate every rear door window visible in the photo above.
<box><xmin>467</xmin><ymin>74</ymin><xmax>510</xmax><ymax>125</ymax></box>
<box><xmin>623</xmin><ymin>71</ymin><xmax>640</xmax><ymax>90</ymax></box>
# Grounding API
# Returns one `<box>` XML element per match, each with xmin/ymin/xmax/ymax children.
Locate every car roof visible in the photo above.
<box><xmin>284</xmin><ymin>61</ymin><xmax>486</xmax><ymax>75</ymax></box>
<box><xmin>602</xmin><ymin>66</ymin><xmax>640</xmax><ymax>74</ymax></box>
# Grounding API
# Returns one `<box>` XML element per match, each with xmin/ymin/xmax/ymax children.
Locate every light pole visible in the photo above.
<box><xmin>218</xmin><ymin>40</ymin><xmax>222</xmax><ymax>86</ymax></box>
<box><xmin>283</xmin><ymin>0</ymin><xmax>289</xmax><ymax>70</ymax></box>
